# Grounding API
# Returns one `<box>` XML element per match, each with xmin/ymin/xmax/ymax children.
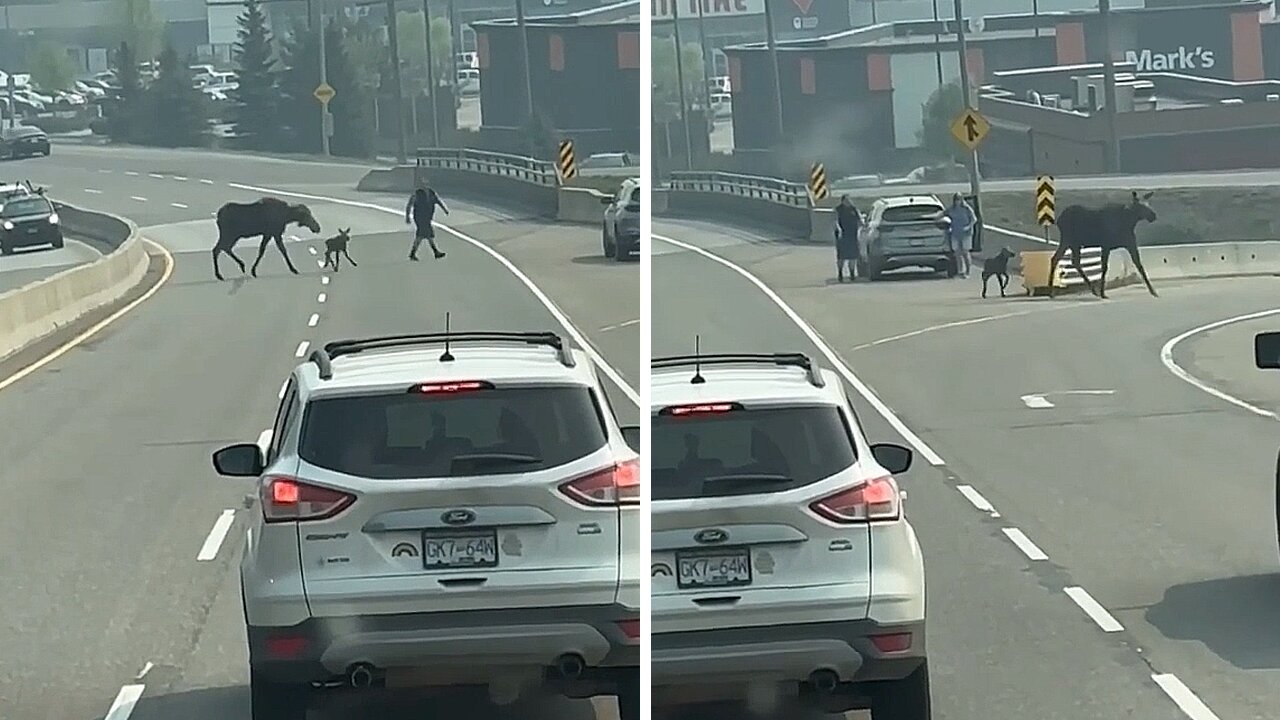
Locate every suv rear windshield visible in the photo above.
<box><xmin>1</xmin><ymin>197</ymin><xmax>50</xmax><ymax>218</ymax></box>
<box><xmin>652</xmin><ymin>404</ymin><xmax>858</xmax><ymax>500</ymax></box>
<box><xmin>881</xmin><ymin>204</ymin><xmax>942</xmax><ymax>223</ymax></box>
<box><xmin>298</xmin><ymin>385</ymin><xmax>609</xmax><ymax>479</ymax></box>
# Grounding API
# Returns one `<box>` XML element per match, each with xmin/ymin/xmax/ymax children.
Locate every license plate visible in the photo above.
<box><xmin>26</xmin><ymin>227</ymin><xmax>38</xmax><ymax>234</ymax></box>
<box><xmin>421</xmin><ymin>529</ymin><xmax>499</xmax><ymax>569</ymax></box>
<box><xmin>909</xmin><ymin>238</ymin><xmax>929</xmax><ymax>246</ymax></box>
<box><xmin>675</xmin><ymin>547</ymin><xmax>752</xmax><ymax>589</ymax></box>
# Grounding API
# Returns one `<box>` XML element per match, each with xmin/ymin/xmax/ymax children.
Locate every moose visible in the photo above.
<box><xmin>1046</xmin><ymin>190</ymin><xmax>1159</xmax><ymax>300</ymax></box>
<box><xmin>212</xmin><ymin>197</ymin><xmax>322</xmax><ymax>281</ymax></box>
<box><xmin>321</xmin><ymin>228</ymin><xmax>357</xmax><ymax>272</ymax></box>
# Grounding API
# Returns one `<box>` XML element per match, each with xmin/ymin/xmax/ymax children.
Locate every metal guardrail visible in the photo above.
<box><xmin>415</xmin><ymin>147</ymin><xmax>560</xmax><ymax>187</ymax></box>
<box><xmin>1049</xmin><ymin>247</ymin><xmax>1104</xmax><ymax>287</ymax></box>
<box><xmin>668</xmin><ymin>171</ymin><xmax>812</xmax><ymax>208</ymax></box>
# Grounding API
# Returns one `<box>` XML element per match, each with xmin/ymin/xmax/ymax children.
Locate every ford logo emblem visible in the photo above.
<box><xmin>694</xmin><ymin>528</ymin><xmax>728</xmax><ymax>544</ymax></box>
<box><xmin>441</xmin><ymin>509</ymin><xmax>476</xmax><ymax>526</ymax></box>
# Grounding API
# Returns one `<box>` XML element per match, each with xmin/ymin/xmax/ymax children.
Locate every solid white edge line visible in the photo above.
<box><xmin>1001</xmin><ymin>527</ymin><xmax>1049</xmax><ymax>561</ymax></box>
<box><xmin>1152</xmin><ymin>673</ymin><xmax>1222</xmax><ymax>720</ymax></box>
<box><xmin>196</xmin><ymin>509</ymin><xmax>237</xmax><ymax>561</ymax></box>
<box><xmin>295</xmin><ymin>340</ymin><xmax>310</xmax><ymax>358</ymax></box>
<box><xmin>103</xmin><ymin>684</ymin><xmax>145</xmax><ymax>720</ymax></box>
<box><xmin>308</xmin><ymin>313</ymin><xmax>320</xmax><ymax>327</ymax></box>
<box><xmin>227</xmin><ymin>181</ymin><xmax>639</xmax><ymax>406</ymax></box>
<box><xmin>1064</xmin><ymin>586</ymin><xmax>1124</xmax><ymax>632</ymax></box>
<box><xmin>1159</xmin><ymin>307</ymin><xmax>1280</xmax><ymax>420</ymax></box>
<box><xmin>653</xmin><ymin>234</ymin><xmax>944</xmax><ymax>465</ymax></box>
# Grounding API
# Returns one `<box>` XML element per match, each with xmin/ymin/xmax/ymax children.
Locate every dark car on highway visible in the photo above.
<box><xmin>0</xmin><ymin>194</ymin><xmax>63</xmax><ymax>254</ymax></box>
<box><xmin>0</xmin><ymin>125</ymin><xmax>51</xmax><ymax>160</ymax></box>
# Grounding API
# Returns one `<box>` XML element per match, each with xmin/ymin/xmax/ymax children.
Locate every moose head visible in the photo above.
<box><xmin>288</xmin><ymin>203</ymin><xmax>322</xmax><ymax>234</ymax></box>
<box><xmin>1129</xmin><ymin>190</ymin><xmax>1157</xmax><ymax>224</ymax></box>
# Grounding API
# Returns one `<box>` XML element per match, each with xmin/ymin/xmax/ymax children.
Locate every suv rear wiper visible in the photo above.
<box><xmin>449</xmin><ymin>453</ymin><xmax>542</xmax><ymax>468</ymax></box>
<box><xmin>701</xmin><ymin>473</ymin><xmax>794</xmax><ymax>488</ymax></box>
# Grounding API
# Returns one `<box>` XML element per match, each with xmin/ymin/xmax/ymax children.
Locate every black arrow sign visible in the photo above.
<box><xmin>964</xmin><ymin>114</ymin><xmax>981</xmax><ymax>142</ymax></box>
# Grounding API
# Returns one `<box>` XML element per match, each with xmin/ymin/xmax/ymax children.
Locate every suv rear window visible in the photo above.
<box><xmin>881</xmin><ymin>204</ymin><xmax>942</xmax><ymax>223</ymax></box>
<box><xmin>1</xmin><ymin>197</ymin><xmax>50</xmax><ymax>218</ymax></box>
<box><xmin>298</xmin><ymin>386</ymin><xmax>609</xmax><ymax>479</ymax></box>
<box><xmin>652</xmin><ymin>404</ymin><xmax>858</xmax><ymax>500</ymax></box>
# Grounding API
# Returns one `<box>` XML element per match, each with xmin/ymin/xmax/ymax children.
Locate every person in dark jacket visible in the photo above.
<box><xmin>834</xmin><ymin>195</ymin><xmax>862</xmax><ymax>283</ymax></box>
<box><xmin>405</xmin><ymin>184</ymin><xmax>450</xmax><ymax>261</ymax></box>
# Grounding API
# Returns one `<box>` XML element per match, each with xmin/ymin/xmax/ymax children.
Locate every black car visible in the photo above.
<box><xmin>0</xmin><ymin>194</ymin><xmax>63</xmax><ymax>254</ymax></box>
<box><xmin>0</xmin><ymin>126</ymin><xmax>51</xmax><ymax>160</ymax></box>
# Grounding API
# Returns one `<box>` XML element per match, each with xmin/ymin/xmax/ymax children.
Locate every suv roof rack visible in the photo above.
<box><xmin>652</xmin><ymin>352</ymin><xmax>825</xmax><ymax>389</ymax></box>
<box><xmin>307</xmin><ymin>331</ymin><xmax>575</xmax><ymax>380</ymax></box>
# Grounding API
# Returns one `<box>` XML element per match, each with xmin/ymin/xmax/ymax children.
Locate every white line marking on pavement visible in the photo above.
<box><xmin>130</xmin><ymin>196</ymin><xmax>147</xmax><ymax>202</ymax></box>
<box><xmin>85</xmin><ymin>188</ymin><xmax>102</xmax><ymax>194</ymax></box>
<box><xmin>1160</xmin><ymin>307</ymin><xmax>1280</xmax><ymax>420</ymax></box>
<box><xmin>104</xmin><ymin>684</ymin><xmax>145</xmax><ymax>720</ymax></box>
<box><xmin>1002</xmin><ymin>528</ymin><xmax>1049</xmax><ymax>561</ymax></box>
<box><xmin>98</xmin><ymin>169</ymin><xmax>113</xmax><ymax>174</ymax></box>
<box><xmin>321</xmin><ymin>276</ymin><xmax>330</xmax><ymax>285</ymax></box>
<box><xmin>170</xmin><ymin>202</ymin><xmax>188</xmax><ymax>209</ymax></box>
<box><xmin>295</xmin><ymin>340</ymin><xmax>310</xmax><ymax>358</ymax></box>
<box><xmin>1064</xmin><ymin>586</ymin><xmax>1124</xmax><ymax>632</ymax></box>
<box><xmin>148</xmin><ymin>173</ymin><xmax>165</xmax><ymax>179</ymax></box>
<box><xmin>956</xmin><ymin>484</ymin><xmax>998</xmax><ymax>515</ymax></box>
<box><xmin>601</xmin><ymin>319</ymin><xmax>639</xmax><ymax>332</ymax></box>
<box><xmin>278</xmin><ymin>379</ymin><xmax>288</xmax><ymax>399</ymax></box>
<box><xmin>316</xmin><ymin>259</ymin><xmax>325</xmax><ymax>268</ymax></box>
<box><xmin>124</xmin><ymin>171</ymin><xmax>139</xmax><ymax>176</ymax></box>
<box><xmin>308</xmin><ymin>246</ymin><xmax>317</xmax><ymax>255</ymax></box>
<box><xmin>200</xmin><ymin>178</ymin><xmax>214</xmax><ymax>184</ymax></box>
<box><xmin>173</xmin><ymin>176</ymin><xmax>188</xmax><ymax>181</ymax></box>
<box><xmin>1021</xmin><ymin>394</ymin><xmax>1055</xmax><ymax>409</ymax></box>
<box><xmin>228</xmin><ymin>181</ymin><xmax>640</xmax><ymax>405</ymax></box>
<box><xmin>196</xmin><ymin>510</ymin><xmax>237</xmax><ymax>561</ymax></box>
<box><xmin>257</xmin><ymin>428</ymin><xmax>273</xmax><ymax>454</ymax></box>
<box><xmin>1022</xmin><ymin>389</ymin><xmax>1115</xmax><ymax>409</ymax></box>
<box><xmin>308</xmin><ymin>313</ymin><xmax>320</xmax><ymax>327</ymax></box>
<box><xmin>1152</xmin><ymin>673</ymin><xmax>1222</xmax><ymax>720</ymax></box>
<box><xmin>851</xmin><ymin>309</ymin><xmax>1042</xmax><ymax>351</ymax></box>
<box><xmin>654</xmin><ymin>235</ymin><xmax>941</xmax><ymax>464</ymax></box>
<box><xmin>136</xmin><ymin>662</ymin><xmax>153</xmax><ymax>680</ymax></box>
<box><xmin>317</xmin><ymin>292</ymin><xmax>327</xmax><ymax>303</ymax></box>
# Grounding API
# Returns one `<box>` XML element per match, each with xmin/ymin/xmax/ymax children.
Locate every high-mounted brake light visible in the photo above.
<box><xmin>662</xmin><ymin>403</ymin><xmax>738</xmax><ymax>416</ymax></box>
<box><xmin>409</xmin><ymin>380</ymin><xmax>494</xmax><ymax>394</ymax></box>
<box><xmin>261</xmin><ymin>475</ymin><xmax>356</xmax><ymax>523</ymax></box>
<box><xmin>809</xmin><ymin>476</ymin><xmax>901</xmax><ymax>523</ymax></box>
<box><xmin>558</xmin><ymin>460</ymin><xmax>641</xmax><ymax>507</ymax></box>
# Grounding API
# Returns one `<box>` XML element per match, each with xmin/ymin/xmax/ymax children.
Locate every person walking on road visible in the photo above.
<box><xmin>943</xmin><ymin>192</ymin><xmax>976</xmax><ymax>279</ymax></box>
<box><xmin>834</xmin><ymin>195</ymin><xmax>862</xmax><ymax>283</ymax></box>
<box><xmin>405</xmin><ymin>183</ymin><xmax>450</xmax><ymax>261</ymax></box>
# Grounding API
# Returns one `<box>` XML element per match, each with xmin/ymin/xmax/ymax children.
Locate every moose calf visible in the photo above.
<box><xmin>322</xmin><ymin>228</ymin><xmax>357</xmax><ymax>272</ymax></box>
<box><xmin>980</xmin><ymin>247</ymin><xmax>1016</xmax><ymax>298</ymax></box>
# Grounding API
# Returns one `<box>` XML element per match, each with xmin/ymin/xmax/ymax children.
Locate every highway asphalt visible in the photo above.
<box><xmin>0</xmin><ymin>145</ymin><xmax>637</xmax><ymax>720</ymax></box>
<box><xmin>0</xmin><ymin>237</ymin><xmax>100</xmax><ymax>294</ymax></box>
<box><xmin>655</xmin><ymin>217</ymin><xmax>1280</xmax><ymax>720</ymax></box>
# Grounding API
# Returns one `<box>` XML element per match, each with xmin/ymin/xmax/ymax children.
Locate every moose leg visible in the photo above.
<box><xmin>1129</xmin><ymin>244</ymin><xmax>1159</xmax><ymax>297</ymax></box>
<box><xmin>250</xmin><ymin>235</ymin><xmax>271</xmax><ymax>277</ymax></box>
<box><xmin>981</xmin><ymin>273</ymin><xmax>990</xmax><ymax>298</ymax></box>
<box><xmin>1046</xmin><ymin>244</ymin><xmax>1068</xmax><ymax>298</ymax></box>
<box><xmin>273</xmin><ymin>234</ymin><xmax>300</xmax><ymax>275</ymax></box>
<box><xmin>1097</xmin><ymin>248</ymin><xmax>1112</xmax><ymax>299</ymax></box>
<box><xmin>343</xmin><ymin>248</ymin><xmax>357</xmax><ymax>268</ymax></box>
<box><xmin>999</xmin><ymin>272</ymin><xmax>1009</xmax><ymax>297</ymax></box>
<box><xmin>212</xmin><ymin>247</ymin><xmax>225</xmax><ymax>281</ymax></box>
<box><xmin>1068</xmin><ymin>247</ymin><xmax>1096</xmax><ymax>296</ymax></box>
<box><xmin>224</xmin><ymin>246</ymin><xmax>247</xmax><ymax>274</ymax></box>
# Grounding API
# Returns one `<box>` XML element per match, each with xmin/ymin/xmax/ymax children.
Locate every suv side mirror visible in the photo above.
<box><xmin>620</xmin><ymin>425</ymin><xmax>641</xmax><ymax>452</ymax></box>
<box><xmin>1256</xmin><ymin>332</ymin><xmax>1280</xmax><ymax>369</ymax></box>
<box><xmin>871</xmin><ymin>443</ymin><xmax>913</xmax><ymax>474</ymax></box>
<box><xmin>213</xmin><ymin>443</ymin><xmax>265</xmax><ymax>477</ymax></box>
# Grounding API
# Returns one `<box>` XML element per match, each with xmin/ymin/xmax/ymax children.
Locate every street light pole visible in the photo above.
<box><xmin>422</xmin><ymin>0</ymin><xmax>440</xmax><ymax>146</ymax></box>
<box><xmin>761</xmin><ymin>0</ymin><xmax>785</xmax><ymax>146</ymax></box>
<box><xmin>670</xmin><ymin>0</ymin><xmax>694</xmax><ymax>168</ymax></box>
<box><xmin>514</xmin><ymin>0</ymin><xmax>534</xmax><ymax>119</ymax></box>
<box><xmin>316</xmin><ymin>0</ymin><xmax>331</xmax><ymax>156</ymax></box>
<box><xmin>1099</xmin><ymin>0</ymin><xmax>1120</xmax><ymax>173</ymax></box>
<box><xmin>931</xmin><ymin>0</ymin><xmax>942</xmax><ymax>85</ymax></box>
<box><xmin>386</xmin><ymin>0</ymin><xmax>409</xmax><ymax>162</ymax></box>
<box><xmin>952</xmin><ymin>0</ymin><xmax>980</xmax><ymax>198</ymax></box>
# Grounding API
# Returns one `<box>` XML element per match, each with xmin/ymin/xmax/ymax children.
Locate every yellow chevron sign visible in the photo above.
<box><xmin>1036</xmin><ymin>175</ymin><xmax>1055</xmax><ymax>226</ymax></box>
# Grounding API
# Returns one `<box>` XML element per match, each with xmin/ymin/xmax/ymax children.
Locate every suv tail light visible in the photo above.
<box><xmin>809</xmin><ymin>476</ymin><xmax>901</xmax><ymax>523</ymax></box>
<box><xmin>261</xmin><ymin>475</ymin><xmax>356</xmax><ymax>523</ymax></box>
<box><xmin>558</xmin><ymin>460</ymin><xmax>640</xmax><ymax>507</ymax></box>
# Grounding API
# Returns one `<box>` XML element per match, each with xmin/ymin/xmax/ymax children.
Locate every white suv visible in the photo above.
<box><xmin>650</xmin><ymin>352</ymin><xmax>930</xmax><ymax>719</ymax></box>
<box><xmin>213</xmin><ymin>331</ymin><xmax>641</xmax><ymax>720</ymax></box>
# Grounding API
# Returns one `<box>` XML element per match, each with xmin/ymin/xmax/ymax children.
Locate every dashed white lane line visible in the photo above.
<box><xmin>308</xmin><ymin>246</ymin><xmax>317</xmax><ymax>255</ymax></box>
<box><xmin>129</xmin><ymin>196</ymin><xmax>147</xmax><ymax>202</ymax></box>
<box><xmin>1159</xmin><ymin>306</ymin><xmax>1280</xmax><ymax>421</ymax></box>
<box><xmin>136</xmin><ymin>661</ymin><xmax>153</xmax><ymax>680</ymax></box>
<box><xmin>196</xmin><ymin>509</ymin><xmax>237</xmax><ymax>561</ymax></box>
<box><xmin>200</xmin><ymin>179</ymin><xmax>214</xmax><ymax>185</ymax></box>
<box><xmin>601</xmin><ymin>319</ymin><xmax>639</xmax><ymax>332</ymax></box>
<box><xmin>1064</xmin><ymin>586</ymin><xmax>1124</xmax><ymax>632</ymax></box>
<box><xmin>295</xmin><ymin>340</ymin><xmax>311</xmax><ymax>358</ymax></box>
<box><xmin>955</xmin><ymin>484</ymin><xmax>999</xmax><ymax>517</ymax></box>
<box><xmin>170</xmin><ymin>202</ymin><xmax>188</xmax><ymax>209</ymax></box>
<box><xmin>278</xmin><ymin>378</ymin><xmax>289</xmax><ymax>399</ymax></box>
<box><xmin>173</xmin><ymin>176</ymin><xmax>188</xmax><ymax>182</ymax></box>
<box><xmin>321</xmin><ymin>276</ymin><xmax>330</xmax><ymax>285</ymax></box>
<box><xmin>316</xmin><ymin>259</ymin><xmax>325</xmax><ymax>268</ymax></box>
<box><xmin>103</xmin><ymin>684</ymin><xmax>145</xmax><ymax>720</ymax></box>
<box><xmin>124</xmin><ymin>171</ymin><xmax>139</xmax><ymax>177</ymax></box>
<box><xmin>1001</xmin><ymin>528</ymin><xmax>1049</xmax><ymax>561</ymax></box>
<box><xmin>317</xmin><ymin>292</ymin><xmax>327</xmax><ymax>303</ymax></box>
<box><xmin>1152</xmin><ymin>673</ymin><xmax>1222</xmax><ymax>720</ymax></box>
<box><xmin>148</xmin><ymin>173</ymin><xmax>165</xmax><ymax>179</ymax></box>
<box><xmin>84</xmin><ymin>188</ymin><xmax>102</xmax><ymax>195</ymax></box>
<box><xmin>308</xmin><ymin>313</ymin><xmax>320</xmax><ymax>327</ymax></box>
<box><xmin>98</xmin><ymin>168</ymin><xmax>112</xmax><ymax>174</ymax></box>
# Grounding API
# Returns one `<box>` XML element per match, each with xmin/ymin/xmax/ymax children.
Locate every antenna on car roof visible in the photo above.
<box><xmin>439</xmin><ymin>312</ymin><xmax>455</xmax><ymax>362</ymax></box>
<box><xmin>690</xmin><ymin>335</ymin><xmax>706</xmax><ymax>385</ymax></box>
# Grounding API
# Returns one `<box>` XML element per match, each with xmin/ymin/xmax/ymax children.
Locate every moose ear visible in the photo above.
<box><xmin>1131</xmin><ymin>190</ymin><xmax>1139</xmax><ymax>201</ymax></box>
<box><xmin>1142</xmin><ymin>191</ymin><xmax>1154</xmax><ymax>200</ymax></box>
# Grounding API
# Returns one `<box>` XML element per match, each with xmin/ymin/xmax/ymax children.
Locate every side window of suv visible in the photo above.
<box><xmin>267</xmin><ymin>378</ymin><xmax>299</xmax><ymax>464</ymax></box>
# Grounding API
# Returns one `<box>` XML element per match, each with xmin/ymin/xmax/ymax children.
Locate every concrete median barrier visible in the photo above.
<box><xmin>0</xmin><ymin>202</ymin><xmax>149</xmax><ymax>363</ymax></box>
<box><xmin>557</xmin><ymin>187</ymin><xmax>610</xmax><ymax>225</ymax></box>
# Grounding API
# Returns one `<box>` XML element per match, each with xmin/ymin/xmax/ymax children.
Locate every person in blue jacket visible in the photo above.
<box><xmin>943</xmin><ymin>192</ymin><xmax>976</xmax><ymax>278</ymax></box>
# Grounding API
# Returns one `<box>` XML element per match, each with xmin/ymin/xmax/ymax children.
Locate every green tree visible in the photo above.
<box><xmin>652</xmin><ymin>36</ymin><xmax>704</xmax><ymax>121</ymax></box>
<box><xmin>141</xmin><ymin>45</ymin><xmax>209</xmax><ymax>147</ymax></box>
<box><xmin>116</xmin><ymin>0</ymin><xmax>163</xmax><ymax>63</ymax></box>
<box><xmin>394</xmin><ymin>11</ymin><xmax>453</xmax><ymax>86</ymax></box>
<box><xmin>108</xmin><ymin>42</ymin><xmax>144</xmax><ymax>143</ymax></box>
<box><xmin>280</xmin><ymin>19</ymin><xmax>374</xmax><ymax>158</ymax></box>
<box><xmin>919</xmin><ymin>81</ymin><xmax>965</xmax><ymax>163</ymax></box>
<box><xmin>231</xmin><ymin>0</ymin><xmax>280</xmax><ymax>149</ymax></box>
<box><xmin>30</xmin><ymin>42</ymin><xmax>76</xmax><ymax>92</ymax></box>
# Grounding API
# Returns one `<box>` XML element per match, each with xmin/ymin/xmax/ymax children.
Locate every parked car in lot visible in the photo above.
<box><xmin>858</xmin><ymin>195</ymin><xmax>954</xmax><ymax>280</ymax></box>
<box><xmin>0</xmin><ymin>125</ymin><xmax>51</xmax><ymax>160</ymax></box>
<box><xmin>600</xmin><ymin>177</ymin><xmax>640</xmax><ymax>261</ymax></box>
<box><xmin>0</xmin><ymin>192</ymin><xmax>63</xmax><ymax>254</ymax></box>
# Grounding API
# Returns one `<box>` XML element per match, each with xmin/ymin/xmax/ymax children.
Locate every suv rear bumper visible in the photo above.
<box><xmin>248</xmin><ymin>604</ymin><xmax>638</xmax><ymax>688</ymax></box>
<box><xmin>870</xmin><ymin>251</ymin><xmax>951</xmax><ymax>270</ymax></box>
<box><xmin>652</xmin><ymin>618</ymin><xmax>925</xmax><ymax>688</ymax></box>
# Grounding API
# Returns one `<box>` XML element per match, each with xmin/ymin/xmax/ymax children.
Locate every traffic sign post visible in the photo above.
<box><xmin>313</xmin><ymin>82</ymin><xmax>336</xmax><ymax>105</ymax></box>
<box><xmin>950</xmin><ymin>107</ymin><xmax>990</xmax><ymax>152</ymax></box>
<box><xmin>1036</xmin><ymin>175</ymin><xmax>1056</xmax><ymax>242</ymax></box>
<box><xmin>808</xmin><ymin>163</ymin><xmax>829</xmax><ymax>201</ymax></box>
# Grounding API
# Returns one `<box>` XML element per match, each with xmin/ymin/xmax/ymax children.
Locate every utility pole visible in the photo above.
<box><xmin>1099</xmin><ymin>0</ymin><xmax>1120</xmax><ymax>173</ymax></box>
<box><xmin>386</xmin><ymin>0</ymin><xmax>409</xmax><ymax>162</ymax></box>
<box><xmin>694</xmin><ymin>0</ymin><xmax>714</xmax><ymax>119</ymax></box>
<box><xmin>316</xmin><ymin>0</ymin><xmax>331</xmax><ymax>156</ymax></box>
<box><xmin>670</xmin><ymin>0</ymin><xmax>693</xmax><ymax>168</ymax></box>
<box><xmin>931</xmin><ymin>0</ymin><xmax>942</xmax><ymax>85</ymax></box>
<box><xmin>761</xmin><ymin>0</ymin><xmax>785</xmax><ymax>146</ymax></box>
<box><xmin>952</xmin><ymin>0</ymin><xmax>980</xmax><ymax>197</ymax></box>
<box><xmin>514</xmin><ymin>0</ymin><xmax>534</xmax><ymax>119</ymax></box>
<box><xmin>422</xmin><ymin>0</ymin><xmax>440</xmax><ymax>146</ymax></box>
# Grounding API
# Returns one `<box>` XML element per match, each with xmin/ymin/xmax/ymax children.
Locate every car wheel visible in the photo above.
<box><xmin>249</xmin><ymin>665</ymin><xmax>309</xmax><ymax>720</ymax></box>
<box><xmin>42</xmin><ymin>147</ymin><xmax>50</xmax><ymax>157</ymax></box>
<box><xmin>52</xmin><ymin>237</ymin><xmax>64</xmax><ymax>249</ymax></box>
<box><xmin>867</xmin><ymin>662</ymin><xmax>932</xmax><ymax>720</ymax></box>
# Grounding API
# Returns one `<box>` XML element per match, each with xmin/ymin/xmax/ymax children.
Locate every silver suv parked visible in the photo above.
<box><xmin>601</xmin><ymin>177</ymin><xmax>640</xmax><ymax>261</ymax></box>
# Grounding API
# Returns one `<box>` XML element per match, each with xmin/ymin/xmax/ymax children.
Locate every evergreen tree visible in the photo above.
<box><xmin>142</xmin><ymin>45</ymin><xmax>210</xmax><ymax>147</ymax></box>
<box><xmin>231</xmin><ymin>0</ymin><xmax>280</xmax><ymax>150</ymax></box>
<box><xmin>280</xmin><ymin>19</ymin><xmax>374</xmax><ymax>158</ymax></box>
<box><xmin>108</xmin><ymin>42</ymin><xmax>144</xmax><ymax>143</ymax></box>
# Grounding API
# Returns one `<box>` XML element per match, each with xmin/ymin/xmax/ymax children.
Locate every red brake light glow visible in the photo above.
<box><xmin>809</xmin><ymin>476</ymin><xmax>901</xmax><ymax>523</ymax></box>
<box><xmin>411</xmin><ymin>380</ymin><xmax>492</xmax><ymax>394</ymax></box>
<box><xmin>664</xmin><ymin>403</ymin><xmax>736</xmax><ymax>416</ymax></box>
<box><xmin>870</xmin><ymin>632</ymin><xmax>913</xmax><ymax>653</ymax></box>
<box><xmin>261</xmin><ymin>475</ymin><xmax>357</xmax><ymax>523</ymax></box>
<box><xmin>616</xmin><ymin>619</ymin><xmax>640</xmax><ymax>643</ymax></box>
<box><xmin>558</xmin><ymin>460</ymin><xmax>641</xmax><ymax>507</ymax></box>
